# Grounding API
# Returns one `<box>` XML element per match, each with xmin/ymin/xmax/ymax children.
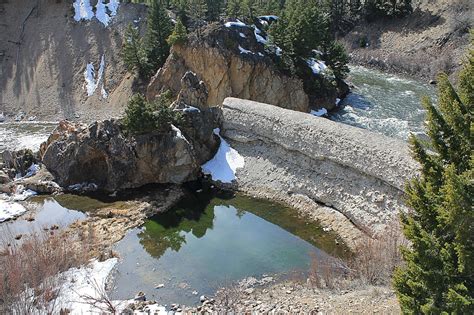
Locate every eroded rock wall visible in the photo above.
<box><xmin>221</xmin><ymin>98</ymin><xmax>418</xmax><ymax>237</ymax></box>
<box><xmin>147</xmin><ymin>24</ymin><xmax>329</xmax><ymax>113</ymax></box>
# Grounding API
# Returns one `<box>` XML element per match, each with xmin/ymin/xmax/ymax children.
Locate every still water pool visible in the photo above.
<box><xmin>110</xmin><ymin>192</ymin><xmax>347</xmax><ymax>306</ymax></box>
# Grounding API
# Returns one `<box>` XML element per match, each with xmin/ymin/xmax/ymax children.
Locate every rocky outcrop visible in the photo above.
<box><xmin>40</xmin><ymin>110</ymin><xmax>219</xmax><ymax>192</ymax></box>
<box><xmin>220</xmin><ymin>98</ymin><xmax>418</xmax><ymax>239</ymax></box>
<box><xmin>147</xmin><ymin>23</ymin><xmax>346</xmax><ymax>113</ymax></box>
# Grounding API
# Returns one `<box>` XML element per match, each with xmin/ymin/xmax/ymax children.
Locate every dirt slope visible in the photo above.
<box><xmin>341</xmin><ymin>0</ymin><xmax>473</xmax><ymax>81</ymax></box>
<box><xmin>0</xmin><ymin>0</ymin><xmax>146</xmax><ymax>121</ymax></box>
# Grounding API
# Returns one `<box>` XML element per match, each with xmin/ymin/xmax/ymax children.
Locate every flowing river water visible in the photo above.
<box><xmin>0</xmin><ymin>66</ymin><xmax>437</xmax><ymax>304</ymax></box>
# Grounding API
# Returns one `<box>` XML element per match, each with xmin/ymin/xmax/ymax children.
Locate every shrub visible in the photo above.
<box><xmin>167</xmin><ymin>18</ymin><xmax>188</xmax><ymax>46</ymax></box>
<box><xmin>122</xmin><ymin>93</ymin><xmax>183</xmax><ymax>135</ymax></box>
<box><xmin>0</xmin><ymin>231</ymin><xmax>92</xmax><ymax>314</ymax></box>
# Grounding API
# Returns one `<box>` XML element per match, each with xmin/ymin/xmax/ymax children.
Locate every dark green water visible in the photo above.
<box><xmin>110</xmin><ymin>192</ymin><xmax>347</xmax><ymax>306</ymax></box>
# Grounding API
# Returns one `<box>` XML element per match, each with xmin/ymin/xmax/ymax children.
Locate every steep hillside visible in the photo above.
<box><xmin>0</xmin><ymin>0</ymin><xmax>147</xmax><ymax>121</ymax></box>
<box><xmin>341</xmin><ymin>0</ymin><xmax>473</xmax><ymax>80</ymax></box>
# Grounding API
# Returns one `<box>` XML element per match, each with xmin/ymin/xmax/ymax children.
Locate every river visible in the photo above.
<box><xmin>331</xmin><ymin>66</ymin><xmax>435</xmax><ymax>140</ymax></box>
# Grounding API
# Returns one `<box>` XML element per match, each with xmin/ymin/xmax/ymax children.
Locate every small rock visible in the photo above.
<box><xmin>200</xmin><ymin>295</ymin><xmax>207</xmax><ymax>302</ymax></box>
<box><xmin>244</xmin><ymin>288</ymin><xmax>254</xmax><ymax>295</ymax></box>
<box><xmin>14</xmin><ymin>234</ymin><xmax>22</xmax><ymax>240</ymax></box>
<box><xmin>192</xmin><ymin>290</ymin><xmax>198</xmax><ymax>295</ymax></box>
<box><xmin>155</xmin><ymin>284</ymin><xmax>164</xmax><ymax>289</ymax></box>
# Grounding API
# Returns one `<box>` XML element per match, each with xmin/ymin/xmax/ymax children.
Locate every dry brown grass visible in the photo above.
<box><xmin>0</xmin><ymin>229</ymin><xmax>94</xmax><ymax>314</ymax></box>
<box><xmin>308</xmin><ymin>221</ymin><xmax>407</xmax><ymax>289</ymax></box>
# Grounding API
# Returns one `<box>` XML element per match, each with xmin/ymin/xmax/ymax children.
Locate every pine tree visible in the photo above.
<box><xmin>393</xmin><ymin>43</ymin><xmax>473</xmax><ymax>314</ymax></box>
<box><xmin>145</xmin><ymin>0</ymin><xmax>173</xmax><ymax>74</ymax></box>
<box><xmin>187</xmin><ymin>0</ymin><xmax>207</xmax><ymax>37</ymax></box>
<box><xmin>167</xmin><ymin>18</ymin><xmax>188</xmax><ymax>46</ymax></box>
<box><xmin>121</xmin><ymin>23</ymin><xmax>150</xmax><ymax>78</ymax></box>
<box><xmin>206</xmin><ymin>0</ymin><xmax>224</xmax><ymax>21</ymax></box>
<box><xmin>226</xmin><ymin>0</ymin><xmax>242</xmax><ymax>19</ymax></box>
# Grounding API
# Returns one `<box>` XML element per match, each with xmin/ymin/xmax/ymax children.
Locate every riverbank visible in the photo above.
<box><xmin>340</xmin><ymin>0</ymin><xmax>472</xmax><ymax>82</ymax></box>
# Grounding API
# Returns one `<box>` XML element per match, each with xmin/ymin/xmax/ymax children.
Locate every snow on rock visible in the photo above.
<box><xmin>224</xmin><ymin>20</ymin><xmax>247</xmax><ymax>28</ymax></box>
<box><xmin>336</xmin><ymin>98</ymin><xmax>341</xmax><ymax>106</ymax></box>
<box><xmin>95</xmin><ymin>0</ymin><xmax>110</xmax><ymax>27</ymax></box>
<box><xmin>84</xmin><ymin>55</ymin><xmax>107</xmax><ymax>98</ymax></box>
<box><xmin>238</xmin><ymin>45</ymin><xmax>252</xmax><ymax>54</ymax></box>
<box><xmin>311</xmin><ymin>108</ymin><xmax>328</xmax><ymax>117</ymax></box>
<box><xmin>107</xmin><ymin>0</ymin><xmax>120</xmax><ymax>16</ymax></box>
<box><xmin>0</xmin><ymin>200</ymin><xmax>27</xmax><ymax>222</ymax></box>
<box><xmin>239</xmin><ymin>32</ymin><xmax>246</xmax><ymax>38</ymax></box>
<box><xmin>54</xmin><ymin>258</ymin><xmax>119</xmax><ymax>314</ymax></box>
<box><xmin>307</xmin><ymin>58</ymin><xmax>327</xmax><ymax>74</ymax></box>
<box><xmin>183</xmin><ymin>105</ymin><xmax>201</xmax><ymax>113</ymax></box>
<box><xmin>24</xmin><ymin>163</ymin><xmax>40</xmax><ymax>178</ymax></box>
<box><xmin>258</xmin><ymin>15</ymin><xmax>278</xmax><ymax>21</ymax></box>
<box><xmin>254</xmin><ymin>28</ymin><xmax>267</xmax><ymax>44</ymax></box>
<box><xmin>171</xmin><ymin>124</ymin><xmax>187</xmax><ymax>141</ymax></box>
<box><xmin>73</xmin><ymin>0</ymin><xmax>94</xmax><ymax>22</ymax></box>
<box><xmin>201</xmin><ymin>128</ymin><xmax>245</xmax><ymax>183</ymax></box>
<box><xmin>12</xmin><ymin>188</ymin><xmax>37</xmax><ymax>201</ymax></box>
<box><xmin>85</xmin><ymin>63</ymin><xmax>96</xmax><ymax>96</ymax></box>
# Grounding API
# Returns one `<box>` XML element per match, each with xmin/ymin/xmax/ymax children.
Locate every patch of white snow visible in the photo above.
<box><xmin>95</xmin><ymin>0</ymin><xmax>110</xmax><ymax>27</ymax></box>
<box><xmin>311</xmin><ymin>108</ymin><xmax>328</xmax><ymax>117</ymax></box>
<box><xmin>224</xmin><ymin>20</ymin><xmax>246</xmax><ymax>28</ymax></box>
<box><xmin>54</xmin><ymin>258</ymin><xmax>118</xmax><ymax>314</ymax></box>
<box><xmin>307</xmin><ymin>58</ymin><xmax>327</xmax><ymax>74</ymax></box>
<box><xmin>238</xmin><ymin>45</ymin><xmax>252</xmax><ymax>54</ymax></box>
<box><xmin>84</xmin><ymin>55</ymin><xmax>106</xmax><ymax>97</ymax></box>
<box><xmin>201</xmin><ymin>128</ymin><xmax>245</xmax><ymax>183</ymax></box>
<box><xmin>0</xmin><ymin>200</ymin><xmax>27</xmax><ymax>222</ymax></box>
<box><xmin>73</xmin><ymin>0</ymin><xmax>94</xmax><ymax>22</ymax></box>
<box><xmin>254</xmin><ymin>28</ymin><xmax>267</xmax><ymax>44</ymax></box>
<box><xmin>107</xmin><ymin>0</ymin><xmax>120</xmax><ymax>16</ymax></box>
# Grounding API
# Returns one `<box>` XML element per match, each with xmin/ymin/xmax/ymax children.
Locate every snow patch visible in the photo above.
<box><xmin>238</xmin><ymin>45</ymin><xmax>252</xmax><ymax>54</ymax></box>
<box><xmin>0</xmin><ymin>200</ymin><xmax>27</xmax><ymax>222</ymax></box>
<box><xmin>225</xmin><ymin>20</ymin><xmax>247</xmax><ymax>28</ymax></box>
<box><xmin>73</xmin><ymin>0</ymin><xmax>94</xmax><ymax>22</ymax></box>
<box><xmin>171</xmin><ymin>124</ymin><xmax>187</xmax><ymax>141</ymax></box>
<box><xmin>254</xmin><ymin>28</ymin><xmax>267</xmax><ymax>44</ymax></box>
<box><xmin>307</xmin><ymin>58</ymin><xmax>327</xmax><ymax>74</ymax></box>
<box><xmin>239</xmin><ymin>32</ymin><xmax>246</xmax><ymax>38</ymax></box>
<box><xmin>201</xmin><ymin>128</ymin><xmax>245</xmax><ymax>183</ymax></box>
<box><xmin>84</xmin><ymin>55</ymin><xmax>107</xmax><ymax>98</ymax></box>
<box><xmin>54</xmin><ymin>259</ymin><xmax>118</xmax><ymax>314</ymax></box>
<box><xmin>311</xmin><ymin>108</ymin><xmax>328</xmax><ymax>117</ymax></box>
<box><xmin>336</xmin><ymin>98</ymin><xmax>341</xmax><ymax>106</ymax></box>
<box><xmin>183</xmin><ymin>105</ymin><xmax>201</xmax><ymax>113</ymax></box>
<box><xmin>24</xmin><ymin>163</ymin><xmax>40</xmax><ymax>178</ymax></box>
<box><xmin>107</xmin><ymin>0</ymin><xmax>120</xmax><ymax>16</ymax></box>
<box><xmin>95</xmin><ymin>0</ymin><xmax>110</xmax><ymax>27</ymax></box>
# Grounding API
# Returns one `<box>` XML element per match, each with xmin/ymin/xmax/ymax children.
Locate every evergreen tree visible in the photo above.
<box><xmin>206</xmin><ymin>0</ymin><xmax>224</xmax><ymax>21</ymax></box>
<box><xmin>188</xmin><ymin>0</ymin><xmax>208</xmax><ymax>36</ymax></box>
<box><xmin>146</xmin><ymin>0</ymin><xmax>173</xmax><ymax>74</ymax></box>
<box><xmin>226</xmin><ymin>0</ymin><xmax>243</xmax><ymax>19</ymax></box>
<box><xmin>167</xmin><ymin>18</ymin><xmax>188</xmax><ymax>46</ymax></box>
<box><xmin>322</xmin><ymin>41</ymin><xmax>350</xmax><ymax>79</ymax></box>
<box><xmin>121</xmin><ymin>23</ymin><xmax>150</xmax><ymax>78</ymax></box>
<box><xmin>393</xmin><ymin>43</ymin><xmax>473</xmax><ymax>314</ymax></box>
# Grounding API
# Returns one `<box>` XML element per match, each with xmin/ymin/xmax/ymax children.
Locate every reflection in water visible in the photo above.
<box><xmin>111</xmin><ymin>191</ymin><xmax>346</xmax><ymax>306</ymax></box>
<box><xmin>138</xmin><ymin>195</ymin><xmax>215</xmax><ymax>259</ymax></box>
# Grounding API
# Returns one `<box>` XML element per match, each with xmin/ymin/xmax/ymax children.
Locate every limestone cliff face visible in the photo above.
<box><xmin>220</xmin><ymin>98</ymin><xmax>418</xmax><ymax>238</ymax></box>
<box><xmin>147</xmin><ymin>23</ymin><xmax>345</xmax><ymax>113</ymax></box>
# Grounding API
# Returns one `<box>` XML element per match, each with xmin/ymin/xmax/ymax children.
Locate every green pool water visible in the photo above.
<box><xmin>110</xmin><ymin>191</ymin><xmax>347</xmax><ymax>306</ymax></box>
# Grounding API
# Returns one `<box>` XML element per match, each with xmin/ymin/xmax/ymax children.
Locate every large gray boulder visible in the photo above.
<box><xmin>40</xmin><ymin>112</ymin><xmax>218</xmax><ymax>192</ymax></box>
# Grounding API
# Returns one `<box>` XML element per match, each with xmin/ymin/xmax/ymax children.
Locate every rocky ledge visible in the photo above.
<box><xmin>39</xmin><ymin>108</ymin><xmax>219</xmax><ymax>192</ymax></box>
<box><xmin>220</xmin><ymin>98</ymin><xmax>418</xmax><ymax>242</ymax></box>
<box><xmin>147</xmin><ymin>22</ymin><xmax>348</xmax><ymax>114</ymax></box>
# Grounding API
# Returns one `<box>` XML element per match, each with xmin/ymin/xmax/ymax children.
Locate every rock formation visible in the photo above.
<box><xmin>220</xmin><ymin>98</ymin><xmax>419</xmax><ymax>239</ymax></box>
<box><xmin>147</xmin><ymin>23</ymin><xmax>347</xmax><ymax>113</ymax></box>
<box><xmin>40</xmin><ymin>110</ymin><xmax>219</xmax><ymax>192</ymax></box>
